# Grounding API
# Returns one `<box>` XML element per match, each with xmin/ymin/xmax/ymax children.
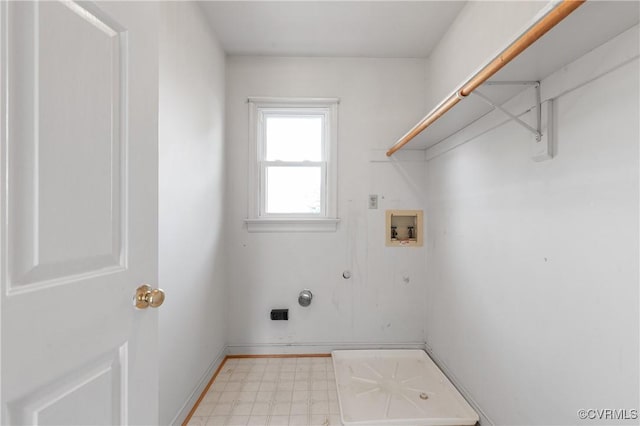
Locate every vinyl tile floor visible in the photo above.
<box><xmin>186</xmin><ymin>357</ymin><xmax>342</xmax><ymax>426</ymax></box>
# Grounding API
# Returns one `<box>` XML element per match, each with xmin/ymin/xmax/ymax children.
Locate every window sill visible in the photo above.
<box><xmin>245</xmin><ymin>218</ymin><xmax>340</xmax><ymax>233</ymax></box>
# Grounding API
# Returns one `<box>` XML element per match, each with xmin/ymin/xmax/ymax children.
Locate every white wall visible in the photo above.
<box><xmin>426</xmin><ymin>1</ymin><xmax>546</xmax><ymax>107</ymax></box>
<box><xmin>158</xmin><ymin>3</ymin><xmax>227</xmax><ymax>424</ymax></box>
<box><xmin>424</xmin><ymin>38</ymin><xmax>639</xmax><ymax>426</ymax></box>
<box><xmin>225</xmin><ymin>57</ymin><xmax>429</xmax><ymax>353</ymax></box>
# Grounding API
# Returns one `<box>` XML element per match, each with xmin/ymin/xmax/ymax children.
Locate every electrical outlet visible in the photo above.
<box><xmin>368</xmin><ymin>194</ymin><xmax>378</xmax><ymax>209</ymax></box>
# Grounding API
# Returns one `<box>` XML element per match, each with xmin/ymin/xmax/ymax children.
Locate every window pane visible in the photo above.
<box><xmin>266</xmin><ymin>167</ymin><xmax>321</xmax><ymax>214</ymax></box>
<box><xmin>265</xmin><ymin>116</ymin><xmax>322</xmax><ymax>161</ymax></box>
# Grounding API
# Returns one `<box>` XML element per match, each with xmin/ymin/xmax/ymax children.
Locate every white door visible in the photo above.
<box><xmin>1</xmin><ymin>1</ymin><xmax>160</xmax><ymax>424</ymax></box>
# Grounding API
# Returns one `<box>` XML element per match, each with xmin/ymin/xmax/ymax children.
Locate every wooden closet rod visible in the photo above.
<box><xmin>386</xmin><ymin>0</ymin><xmax>585</xmax><ymax>157</ymax></box>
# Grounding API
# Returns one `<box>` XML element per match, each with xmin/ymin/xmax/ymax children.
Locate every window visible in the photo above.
<box><xmin>246</xmin><ymin>97</ymin><xmax>339</xmax><ymax>232</ymax></box>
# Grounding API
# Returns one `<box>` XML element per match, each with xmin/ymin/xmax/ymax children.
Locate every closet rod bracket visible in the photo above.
<box><xmin>472</xmin><ymin>81</ymin><xmax>542</xmax><ymax>140</ymax></box>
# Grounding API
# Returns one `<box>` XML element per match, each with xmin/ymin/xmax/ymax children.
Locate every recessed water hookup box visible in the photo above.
<box><xmin>386</xmin><ymin>210</ymin><xmax>423</xmax><ymax>247</ymax></box>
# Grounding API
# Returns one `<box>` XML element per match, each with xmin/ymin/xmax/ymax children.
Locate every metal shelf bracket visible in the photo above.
<box><xmin>472</xmin><ymin>81</ymin><xmax>542</xmax><ymax>140</ymax></box>
<box><xmin>473</xmin><ymin>81</ymin><xmax>553</xmax><ymax>161</ymax></box>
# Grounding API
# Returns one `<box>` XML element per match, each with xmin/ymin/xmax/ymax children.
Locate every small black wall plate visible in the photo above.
<box><xmin>270</xmin><ymin>309</ymin><xmax>289</xmax><ymax>320</ymax></box>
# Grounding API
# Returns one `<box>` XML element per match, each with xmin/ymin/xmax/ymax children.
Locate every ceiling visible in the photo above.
<box><xmin>199</xmin><ymin>1</ymin><xmax>466</xmax><ymax>58</ymax></box>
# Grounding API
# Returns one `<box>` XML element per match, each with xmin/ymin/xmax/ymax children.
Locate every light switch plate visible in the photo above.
<box><xmin>368</xmin><ymin>194</ymin><xmax>378</xmax><ymax>209</ymax></box>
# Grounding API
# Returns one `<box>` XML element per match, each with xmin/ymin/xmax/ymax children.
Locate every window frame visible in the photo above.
<box><xmin>247</xmin><ymin>97</ymin><xmax>339</xmax><ymax>232</ymax></box>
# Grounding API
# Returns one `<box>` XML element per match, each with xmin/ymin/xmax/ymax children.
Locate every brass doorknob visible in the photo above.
<box><xmin>134</xmin><ymin>284</ymin><xmax>165</xmax><ymax>309</ymax></box>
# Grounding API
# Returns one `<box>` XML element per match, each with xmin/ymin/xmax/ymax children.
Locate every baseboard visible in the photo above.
<box><xmin>424</xmin><ymin>342</ymin><xmax>494</xmax><ymax>426</ymax></box>
<box><xmin>227</xmin><ymin>341</ymin><xmax>426</xmax><ymax>355</ymax></box>
<box><xmin>170</xmin><ymin>346</ymin><xmax>228</xmax><ymax>426</ymax></box>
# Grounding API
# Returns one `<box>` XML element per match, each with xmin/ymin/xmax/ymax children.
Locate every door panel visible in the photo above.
<box><xmin>8</xmin><ymin>344</ymin><xmax>126</xmax><ymax>425</ymax></box>
<box><xmin>7</xmin><ymin>1</ymin><xmax>126</xmax><ymax>291</ymax></box>
<box><xmin>1</xmin><ymin>2</ymin><xmax>159</xmax><ymax>425</ymax></box>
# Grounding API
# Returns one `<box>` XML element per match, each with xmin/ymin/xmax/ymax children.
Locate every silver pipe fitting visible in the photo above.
<box><xmin>298</xmin><ymin>289</ymin><xmax>313</xmax><ymax>307</ymax></box>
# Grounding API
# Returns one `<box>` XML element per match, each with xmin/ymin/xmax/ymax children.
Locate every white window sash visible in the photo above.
<box><xmin>259</xmin><ymin>161</ymin><xmax>327</xmax><ymax>218</ymax></box>
<box><xmin>259</xmin><ymin>110</ymin><xmax>329</xmax><ymax>162</ymax></box>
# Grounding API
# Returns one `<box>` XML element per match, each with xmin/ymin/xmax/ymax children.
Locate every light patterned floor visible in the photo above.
<box><xmin>186</xmin><ymin>357</ymin><xmax>342</xmax><ymax>426</ymax></box>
